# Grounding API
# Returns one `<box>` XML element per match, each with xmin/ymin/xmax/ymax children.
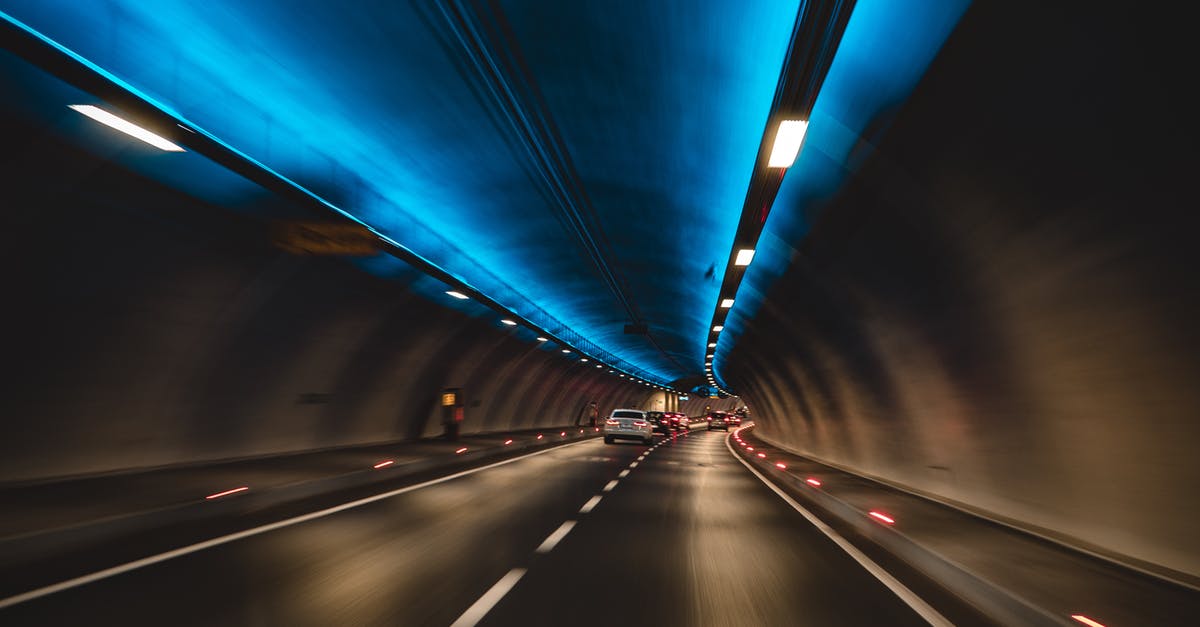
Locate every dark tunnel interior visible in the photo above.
<box><xmin>1</xmin><ymin>0</ymin><xmax>1198</xmax><ymax>624</ymax></box>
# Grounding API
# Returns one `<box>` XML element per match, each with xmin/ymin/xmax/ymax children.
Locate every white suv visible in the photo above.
<box><xmin>603</xmin><ymin>409</ymin><xmax>653</xmax><ymax>445</ymax></box>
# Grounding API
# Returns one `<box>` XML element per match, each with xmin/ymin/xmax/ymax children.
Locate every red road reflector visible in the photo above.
<box><xmin>1070</xmin><ymin>615</ymin><xmax>1106</xmax><ymax>627</ymax></box>
<box><xmin>757</xmin><ymin>452</ymin><xmax>767</xmax><ymax>458</ymax></box>
<box><xmin>775</xmin><ymin>463</ymin><xmax>787</xmax><ymax>469</ymax></box>
<box><xmin>747</xmin><ymin>447</ymin><xmax>754</xmax><ymax>451</ymax></box>
<box><xmin>455</xmin><ymin>447</ymin><xmax>469</xmax><ymax>454</ymax></box>
<box><xmin>868</xmin><ymin>511</ymin><xmax>895</xmax><ymax>524</ymax></box>
<box><xmin>560</xmin><ymin>431</ymin><xmax>566</xmax><ymax>437</ymax></box>
<box><xmin>537</xmin><ymin>434</ymin><xmax>544</xmax><ymax>440</ymax></box>
<box><xmin>373</xmin><ymin>460</ymin><xmax>395</xmax><ymax>469</ymax></box>
<box><xmin>205</xmin><ymin>486</ymin><xmax>249</xmax><ymax>500</ymax></box>
<box><xmin>806</xmin><ymin>478</ymin><xmax>822</xmax><ymax>487</ymax></box>
<box><xmin>504</xmin><ymin>439</ymin><xmax>514</xmax><ymax>445</ymax></box>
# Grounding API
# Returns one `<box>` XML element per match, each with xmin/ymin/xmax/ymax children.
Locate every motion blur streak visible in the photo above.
<box><xmin>204</xmin><ymin>487</ymin><xmax>248</xmax><ymax>500</ymax></box>
<box><xmin>869</xmin><ymin>511</ymin><xmax>896</xmax><ymax>525</ymax></box>
<box><xmin>1070</xmin><ymin>615</ymin><xmax>1106</xmax><ymax>627</ymax></box>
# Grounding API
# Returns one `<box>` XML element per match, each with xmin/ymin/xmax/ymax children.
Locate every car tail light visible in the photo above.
<box><xmin>605</xmin><ymin>419</ymin><xmax>620</xmax><ymax>426</ymax></box>
<box><xmin>633</xmin><ymin>421</ymin><xmax>648</xmax><ymax>427</ymax></box>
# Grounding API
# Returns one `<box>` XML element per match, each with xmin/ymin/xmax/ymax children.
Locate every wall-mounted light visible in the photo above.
<box><xmin>446</xmin><ymin>290</ymin><xmax>469</xmax><ymax>300</ymax></box>
<box><xmin>69</xmin><ymin>104</ymin><xmax>185</xmax><ymax>151</ymax></box>
<box><xmin>536</xmin><ymin>336</ymin><xmax>548</xmax><ymax>342</ymax></box>
<box><xmin>500</xmin><ymin>319</ymin><xmax>517</xmax><ymax>326</ymax></box>
<box><xmin>767</xmin><ymin>119</ymin><xmax>808</xmax><ymax>168</ymax></box>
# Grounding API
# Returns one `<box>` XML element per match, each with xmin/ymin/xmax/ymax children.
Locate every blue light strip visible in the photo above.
<box><xmin>1</xmin><ymin>9</ymin><xmax>675</xmax><ymax>390</ymax></box>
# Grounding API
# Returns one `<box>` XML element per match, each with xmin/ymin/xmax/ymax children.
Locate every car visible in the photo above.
<box><xmin>728</xmin><ymin>414</ymin><xmax>742</xmax><ymax>427</ymax></box>
<box><xmin>666</xmin><ymin>412</ymin><xmax>686</xmax><ymax>431</ymax></box>
<box><xmin>604</xmin><ymin>409</ymin><xmax>654</xmax><ymax>445</ymax></box>
<box><xmin>706</xmin><ymin>411</ymin><xmax>730</xmax><ymax>431</ymax></box>
<box><xmin>644</xmin><ymin>411</ymin><xmax>672</xmax><ymax>435</ymax></box>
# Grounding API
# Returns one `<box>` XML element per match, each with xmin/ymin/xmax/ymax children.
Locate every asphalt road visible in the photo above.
<box><xmin>1</xmin><ymin>429</ymin><xmax>942</xmax><ymax>626</ymax></box>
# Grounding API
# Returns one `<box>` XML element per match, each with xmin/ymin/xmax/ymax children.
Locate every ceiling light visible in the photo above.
<box><xmin>69</xmin><ymin>105</ymin><xmax>185</xmax><ymax>151</ymax></box>
<box><xmin>536</xmin><ymin>337</ymin><xmax>548</xmax><ymax>342</ymax></box>
<box><xmin>580</xmin><ymin>358</ymin><xmax>588</xmax><ymax>362</ymax></box>
<box><xmin>561</xmin><ymin>349</ymin><xmax>571</xmax><ymax>354</ymax></box>
<box><xmin>500</xmin><ymin>319</ymin><xmax>517</xmax><ymax>326</ymax></box>
<box><xmin>446</xmin><ymin>290</ymin><xmax>469</xmax><ymax>300</ymax></box>
<box><xmin>720</xmin><ymin>299</ymin><xmax>734</xmax><ymax>308</ymax></box>
<box><xmin>706</xmin><ymin>354</ymin><xmax>713</xmax><ymax>359</ymax></box>
<box><xmin>734</xmin><ymin>249</ymin><xmax>755</xmax><ymax>267</ymax></box>
<box><xmin>712</xmin><ymin>325</ymin><xmax>723</xmax><ymax>332</ymax></box>
<box><xmin>767</xmin><ymin>119</ymin><xmax>808</xmax><ymax>168</ymax></box>
<box><xmin>708</xmin><ymin>343</ymin><xmax>717</xmax><ymax>348</ymax></box>
<box><xmin>596</xmin><ymin>365</ymin><xmax>602</xmax><ymax>368</ymax></box>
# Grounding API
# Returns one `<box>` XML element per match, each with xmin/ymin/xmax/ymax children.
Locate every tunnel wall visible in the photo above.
<box><xmin>0</xmin><ymin>136</ymin><xmax>649</xmax><ymax>484</ymax></box>
<box><xmin>724</xmin><ymin>3</ymin><xmax>1200</xmax><ymax>580</ymax></box>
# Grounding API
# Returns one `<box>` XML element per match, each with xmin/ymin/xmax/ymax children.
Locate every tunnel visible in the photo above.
<box><xmin>1</xmin><ymin>1</ymin><xmax>1197</xmax><ymax>625</ymax></box>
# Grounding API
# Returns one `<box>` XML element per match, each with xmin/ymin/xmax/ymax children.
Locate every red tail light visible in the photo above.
<box><xmin>605</xmin><ymin>419</ymin><xmax>620</xmax><ymax>426</ymax></box>
<box><xmin>632</xmin><ymin>421</ymin><xmax>648</xmax><ymax>427</ymax></box>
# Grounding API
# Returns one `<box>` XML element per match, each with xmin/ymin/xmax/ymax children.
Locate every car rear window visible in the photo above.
<box><xmin>612</xmin><ymin>410</ymin><xmax>644</xmax><ymax>419</ymax></box>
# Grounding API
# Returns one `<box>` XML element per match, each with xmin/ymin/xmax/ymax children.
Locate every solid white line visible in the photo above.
<box><xmin>618</xmin><ymin>469</ymin><xmax>630</xmax><ymax>478</ymax></box>
<box><xmin>603</xmin><ymin>480</ymin><xmax>619</xmax><ymax>492</ymax></box>
<box><xmin>724</xmin><ymin>435</ymin><xmax>952</xmax><ymax>627</ymax></box>
<box><xmin>535</xmin><ymin>520</ymin><xmax>577</xmax><ymax>553</ymax></box>
<box><xmin>579</xmin><ymin>495</ymin><xmax>603</xmax><ymax>514</ymax></box>
<box><xmin>449</xmin><ymin>568</ymin><xmax>527</xmax><ymax>627</ymax></box>
<box><xmin>0</xmin><ymin>437</ymin><xmax>599</xmax><ymax>610</ymax></box>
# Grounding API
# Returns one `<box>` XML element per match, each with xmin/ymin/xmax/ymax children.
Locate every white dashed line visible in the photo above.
<box><xmin>450</xmin><ymin>568</ymin><xmax>527</xmax><ymax>627</ymax></box>
<box><xmin>603</xmin><ymin>480</ymin><xmax>619</xmax><ymax>492</ymax></box>
<box><xmin>535</xmin><ymin>520</ymin><xmax>576</xmax><ymax>554</ymax></box>
<box><xmin>579</xmin><ymin>495</ymin><xmax>603</xmax><ymax>514</ymax></box>
<box><xmin>618</xmin><ymin>469</ymin><xmax>630</xmax><ymax>478</ymax></box>
<box><xmin>629</xmin><ymin>462</ymin><xmax>639</xmax><ymax>468</ymax></box>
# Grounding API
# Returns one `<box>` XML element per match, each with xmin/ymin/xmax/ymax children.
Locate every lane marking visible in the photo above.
<box><xmin>629</xmin><ymin>462</ymin><xmax>639</xmax><ymax>468</ymax></box>
<box><xmin>618</xmin><ymin>469</ymin><xmax>630</xmax><ymax>478</ymax></box>
<box><xmin>0</xmin><ymin>437</ymin><xmax>600</xmax><ymax>609</ymax></box>
<box><xmin>603</xmin><ymin>480</ymin><xmax>619</xmax><ymax>492</ymax></box>
<box><xmin>535</xmin><ymin>521</ymin><xmax>576</xmax><ymax>554</ymax></box>
<box><xmin>449</xmin><ymin>568</ymin><xmax>527</xmax><ymax>627</ymax></box>
<box><xmin>725</xmin><ymin>435</ymin><xmax>952</xmax><ymax>627</ymax></box>
<box><xmin>579</xmin><ymin>495</ymin><xmax>603</xmax><ymax>514</ymax></box>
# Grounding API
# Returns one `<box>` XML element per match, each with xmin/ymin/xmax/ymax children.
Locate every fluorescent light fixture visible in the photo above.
<box><xmin>561</xmin><ymin>349</ymin><xmax>571</xmax><ymax>354</ymax></box>
<box><xmin>706</xmin><ymin>354</ymin><xmax>714</xmax><ymax>359</ymax></box>
<box><xmin>713</xmin><ymin>325</ymin><xmax>724</xmax><ymax>332</ymax></box>
<box><xmin>720</xmin><ymin>299</ymin><xmax>735</xmax><ymax>308</ymax></box>
<box><xmin>596</xmin><ymin>365</ymin><xmax>602</xmax><ymax>368</ymax></box>
<box><xmin>734</xmin><ymin>249</ymin><xmax>755</xmax><ymax>267</ymax></box>
<box><xmin>580</xmin><ymin>358</ymin><xmax>588</xmax><ymax>362</ymax></box>
<box><xmin>446</xmin><ymin>290</ymin><xmax>469</xmax><ymax>300</ymax></box>
<box><xmin>500</xmin><ymin>319</ymin><xmax>517</xmax><ymax>326</ymax></box>
<box><xmin>69</xmin><ymin>105</ymin><xmax>185</xmax><ymax>151</ymax></box>
<box><xmin>708</xmin><ymin>342</ymin><xmax>717</xmax><ymax>348</ymax></box>
<box><xmin>536</xmin><ymin>337</ymin><xmax>548</xmax><ymax>342</ymax></box>
<box><xmin>767</xmin><ymin>119</ymin><xmax>808</xmax><ymax>168</ymax></box>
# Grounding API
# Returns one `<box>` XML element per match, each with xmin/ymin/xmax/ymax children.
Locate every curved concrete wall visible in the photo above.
<box><xmin>0</xmin><ymin>136</ymin><xmax>650</xmax><ymax>483</ymax></box>
<box><xmin>725</xmin><ymin>3</ymin><xmax>1200</xmax><ymax>579</ymax></box>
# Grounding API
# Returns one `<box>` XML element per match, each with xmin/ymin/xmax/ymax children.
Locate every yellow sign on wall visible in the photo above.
<box><xmin>441</xmin><ymin>392</ymin><xmax>457</xmax><ymax>406</ymax></box>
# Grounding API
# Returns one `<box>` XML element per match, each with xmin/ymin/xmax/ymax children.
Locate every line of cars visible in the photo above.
<box><xmin>602</xmin><ymin>409</ymin><xmax>690</xmax><ymax>444</ymax></box>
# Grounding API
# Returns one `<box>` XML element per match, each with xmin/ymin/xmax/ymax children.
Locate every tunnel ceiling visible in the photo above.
<box><xmin>0</xmin><ymin>1</ymin><xmax>967</xmax><ymax>390</ymax></box>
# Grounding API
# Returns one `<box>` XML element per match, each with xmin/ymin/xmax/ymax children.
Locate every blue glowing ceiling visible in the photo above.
<box><xmin>1</xmin><ymin>0</ymin><xmax>969</xmax><ymax>388</ymax></box>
